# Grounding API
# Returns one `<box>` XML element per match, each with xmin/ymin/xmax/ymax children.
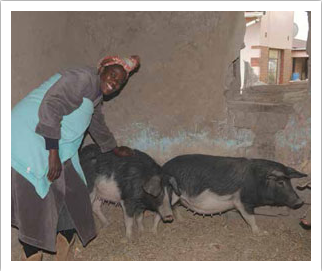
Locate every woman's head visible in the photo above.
<box><xmin>98</xmin><ymin>55</ymin><xmax>140</xmax><ymax>96</ymax></box>
<box><xmin>100</xmin><ymin>64</ymin><xmax>127</xmax><ymax>96</ymax></box>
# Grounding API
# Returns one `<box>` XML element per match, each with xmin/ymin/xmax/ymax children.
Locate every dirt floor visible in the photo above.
<box><xmin>11</xmin><ymin>204</ymin><xmax>311</xmax><ymax>261</ymax></box>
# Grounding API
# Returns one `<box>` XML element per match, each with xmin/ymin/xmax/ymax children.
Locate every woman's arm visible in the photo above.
<box><xmin>35</xmin><ymin>70</ymin><xmax>91</xmax><ymax>181</ymax></box>
<box><xmin>88</xmin><ymin>102</ymin><xmax>117</xmax><ymax>152</ymax></box>
<box><xmin>35</xmin><ymin>71</ymin><xmax>89</xmax><ymax>139</ymax></box>
<box><xmin>89</xmin><ymin>103</ymin><xmax>135</xmax><ymax>156</ymax></box>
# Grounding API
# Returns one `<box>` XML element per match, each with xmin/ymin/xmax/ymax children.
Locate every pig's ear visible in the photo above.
<box><xmin>168</xmin><ymin>176</ymin><xmax>181</xmax><ymax>196</ymax></box>
<box><xmin>286</xmin><ymin>167</ymin><xmax>308</xmax><ymax>179</ymax></box>
<box><xmin>143</xmin><ymin>175</ymin><xmax>162</xmax><ymax>197</ymax></box>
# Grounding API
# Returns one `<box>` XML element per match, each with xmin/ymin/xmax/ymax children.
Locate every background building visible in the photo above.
<box><xmin>241</xmin><ymin>11</ymin><xmax>308</xmax><ymax>86</ymax></box>
<box><xmin>292</xmin><ymin>38</ymin><xmax>309</xmax><ymax>80</ymax></box>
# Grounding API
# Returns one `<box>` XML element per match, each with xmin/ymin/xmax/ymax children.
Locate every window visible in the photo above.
<box><xmin>268</xmin><ymin>49</ymin><xmax>281</xmax><ymax>84</ymax></box>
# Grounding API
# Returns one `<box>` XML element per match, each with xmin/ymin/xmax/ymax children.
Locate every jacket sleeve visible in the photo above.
<box><xmin>35</xmin><ymin>71</ymin><xmax>90</xmax><ymax>139</ymax></box>
<box><xmin>44</xmin><ymin>137</ymin><xmax>59</xmax><ymax>150</ymax></box>
<box><xmin>88</xmin><ymin>102</ymin><xmax>117</xmax><ymax>153</ymax></box>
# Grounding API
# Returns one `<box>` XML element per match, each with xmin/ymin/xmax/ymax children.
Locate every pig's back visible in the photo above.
<box><xmin>162</xmin><ymin>154</ymin><xmax>249</xmax><ymax>197</ymax></box>
<box><xmin>97</xmin><ymin>150</ymin><xmax>162</xmax><ymax>199</ymax></box>
<box><xmin>80</xmin><ymin>145</ymin><xmax>161</xmax><ymax>193</ymax></box>
<box><xmin>96</xmin><ymin>150</ymin><xmax>160</xmax><ymax>177</ymax></box>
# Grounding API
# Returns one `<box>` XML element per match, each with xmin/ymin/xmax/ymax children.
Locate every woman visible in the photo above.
<box><xmin>11</xmin><ymin>55</ymin><xmax>140</xmax><ymax>260</ymax></box>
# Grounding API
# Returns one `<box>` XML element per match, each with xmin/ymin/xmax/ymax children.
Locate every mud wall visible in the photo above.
<box><xmin>12</xmin><ymin>11</ymin><xmax>310</xmax><ymax>174</ymax></box>
<box><xmin>11</xmin><ymin>12</ymin><xmax>71</xmax><ymax>106</ymax></box>
<box><xmin>12</xmin><ymin>11</ymin><xmax>246</xmax><ymax>163</ymax></box>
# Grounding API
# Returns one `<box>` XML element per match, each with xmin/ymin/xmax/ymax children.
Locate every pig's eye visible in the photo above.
<box><xmin>277</xmin><ymin>180</ymin><xmax>285</xmax><ymax>187</ymax></box>
<box><xmin>267</xmin><ymin>175</ymin><xmax>277</xmax><ymax>181</ymax></box>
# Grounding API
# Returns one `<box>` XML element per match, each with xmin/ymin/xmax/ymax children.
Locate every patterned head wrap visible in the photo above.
<box><xmin>97</xmin><ymin>55</ymin><xmax>140</xmax><ymax>78</ymax></box>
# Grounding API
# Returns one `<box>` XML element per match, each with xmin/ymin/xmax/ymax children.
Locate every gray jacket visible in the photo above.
<box><xmin>35</xmin><ymin>67</ymin><xmax>117</xmax><ymax>152</ymax></box>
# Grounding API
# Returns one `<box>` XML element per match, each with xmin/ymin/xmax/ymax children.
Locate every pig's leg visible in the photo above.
<box><xmin>220</xmin><ymin>212</ymin><xmax>228</xmax><ymax>227</ymax></box>
<box><xmin>89</xmin><ymin>188</ymin><xmax>96</xmax><ymax>204</ymax></box>
<box><xmin>92</xmin><ymin>198</ymin><xmax>110</xmax><ymax>227</ymax></box>
<box><xmin>171</xmin><ymin>194</ymin><xmax>182</xmax><ymax>221</ymax></box>
<box><xmin>90</xmin><ymin>189</ymin><xmax>110</xmax><ymax>227</ymax></box>
<box><xmin>234</xmin><ymin>200</ymin><xmax>263</xmax><ymax>235</ymax></box>
<box><xmin>120</xmin><ymin>201</ymin><xmax>134</xmax><ymax>239</ymax></box>
<box><xmin>152</xmin><ymin>213</ymin><xmax>161</xmax><ymax>234</ymax></box>
<box><xmin>173</xmin><ymin>205</ymin><xmax>183</xmax><ymax>221</ymax></box>
<box><xmin>136</xmin><ymin>212</ymin><xmax>144</xmax><ymax>233</ymax></box>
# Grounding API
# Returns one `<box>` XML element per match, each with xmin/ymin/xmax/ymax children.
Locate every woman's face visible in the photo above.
<box><xmin>100</xmin><ymin>65</ymin><xmax>127</xmax><ymax>96</ymax></box>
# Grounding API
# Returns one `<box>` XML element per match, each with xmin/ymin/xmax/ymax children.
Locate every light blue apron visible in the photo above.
<box><xmin>11</xmin><ymin>74</ymin><xmax>94</xmax><ymax>199</ymax></box>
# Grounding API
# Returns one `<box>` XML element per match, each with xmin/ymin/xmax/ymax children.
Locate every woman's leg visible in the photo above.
<box><xmin>19</xmin><ymin>240</ymin><xmax>43</xmax><ymax>260</ymax></box>
<box><xmin>20</xmin><ymin>240</ymin><xmax>40</xmax><ymax>257</ymax></box>
<box><xmin>55</xmin><ymin>229</ymin><xmax>76</xmax><ymax>261</ymax></box>
<box><xmin>55</xmin><ymin>203</ymin><xmax>76</xmax><ymax>261</ymax></box>
<box><xmin>11</xmin><ymin>168</ymin><xmax>62</xmax><ymax>254</ymax></box>
<box><xmin>58</xmin><ymin>229</ymin><xmax>76</xmax><ymax>243</ymax></box>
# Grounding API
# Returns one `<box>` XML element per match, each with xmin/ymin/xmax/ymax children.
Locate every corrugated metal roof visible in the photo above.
<box><xmin>292</xmin><ymin>39</ymin><xmax>307</xmax><ymax>49</ymax></box>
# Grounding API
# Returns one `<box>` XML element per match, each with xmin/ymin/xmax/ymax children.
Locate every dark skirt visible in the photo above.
<box><xmin>11</xmin><ymin>159</ymin><xmax>96</xmax><ymax>252</ymax></box>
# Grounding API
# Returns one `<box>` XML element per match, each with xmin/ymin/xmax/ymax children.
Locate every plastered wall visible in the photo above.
<box><xmin>12</xmin><ymin>11</ymin><xmax>246</xmax><ymax>163</ymax></box>
<box><xmin>12</xmin><ymin>11</ymin><xmax>310</xmax><ymax>174</ymax></box>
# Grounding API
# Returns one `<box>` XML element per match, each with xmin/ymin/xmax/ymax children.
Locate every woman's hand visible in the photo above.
<box><xmin>113</xmin><ymin>146</ymin><xmax>134</xmax><ymax>157</ymax></box>
<box><xmin>47</xmin><ymin>149</ymin><xmax>62</xmax><ymax>182</ymax></box>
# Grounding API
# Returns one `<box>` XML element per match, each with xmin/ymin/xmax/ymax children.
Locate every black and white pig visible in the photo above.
<box><xmin>79</xmin><ymin>144</ymin><xmax>179</xmax><ymax>238</ymax></box>
<box><xmin>161</xmin><ymin>154</ymin><xmax>307</xmax><ymax>235</ymax></box>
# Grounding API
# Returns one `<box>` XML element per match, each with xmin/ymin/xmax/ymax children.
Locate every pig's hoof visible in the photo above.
<box><xmin>120</xmin><ymin>237</ymin><xmax>129</xmax><ymax>244</ymax></box>
<box><xmin>101</xmin><ymin>221</ymin><xmax>110</xmax><ymax>228</ymax></box>
<box><xmin>138</xmin><ymin>227</ymin><xmax>145</xmax><ymax>233</ymax></box>
<box><xmin>253</xmin><ymin>229</ymin><xmax>268</xmax><ymax>236</ymax></box>
<box><xmin>125</xmin><ymin>231</ymin><xmax>133</xmax><ymax>240</ymax></box>
<box><xmin>151</xmin><ymin>228</ymin><xmax>158</xmax><ymax>235</ymax></box>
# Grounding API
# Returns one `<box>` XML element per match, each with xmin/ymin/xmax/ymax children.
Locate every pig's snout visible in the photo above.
<box><xmin>158</xmin><ymin>188</ymin><xmax>174</xmax><ymax>222</ymax></box>
<box><xmin>289</xmin><ymin>196</ymin><xmax>304</xmax><ymax>209</ymax></box>
<box><xmin>292</xmin><ymin>200</ymin><xmax>304</xmax><ymax>209</ymax></box>
<box><xmin>163</xmin><ymin>214</ymin><xmax>174</xmax><ymax>223</ymax></box>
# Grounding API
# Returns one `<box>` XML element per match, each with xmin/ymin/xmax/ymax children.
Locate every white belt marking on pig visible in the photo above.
<box><xmin>180</xmin><ymin>189</ymin><xmax>237</xmax><ymax>215</ymax></box>
<box><xmin>94</xmin><ymin>174</ymin><xmax>121</xmax><ymax>203</ymax></box>
<box><xmin>170</xmin><ymin>189</ymin><xmax>261</xmax><ymax>234</ymax></box>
